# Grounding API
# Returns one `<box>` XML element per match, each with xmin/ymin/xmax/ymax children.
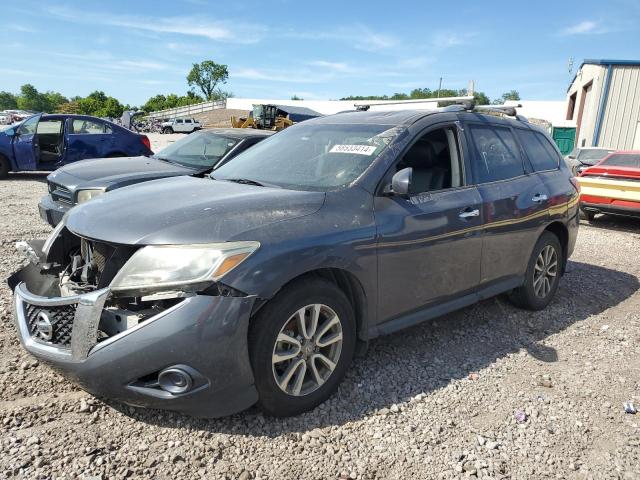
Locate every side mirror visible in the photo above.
<box><xmin>3</xmin><ymin>127</ymin><xmax>16</xmax><ymax>137</ymax></box>
<box><xmin>388</xmin><ymin>167</ymin><xmax>412</xmax><ymax>197</ymax></box>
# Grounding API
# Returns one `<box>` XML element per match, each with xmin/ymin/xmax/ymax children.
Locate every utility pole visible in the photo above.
<box><xmin>437</xmin><ymin>77</ymin><xmax>443</xmax><ymax>98</ymax></box>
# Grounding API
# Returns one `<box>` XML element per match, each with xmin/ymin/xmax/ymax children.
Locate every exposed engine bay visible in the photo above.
<box><xmin>15</xmin><ymin>230</ymin><xmax>185</xmax><ymax>343</ymax></box>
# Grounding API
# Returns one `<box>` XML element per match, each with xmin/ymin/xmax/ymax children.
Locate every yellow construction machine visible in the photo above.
<box><xmin>231</xmin><ymin>104</ymin><xmax>295</xmax><ymax>131</ymax></box>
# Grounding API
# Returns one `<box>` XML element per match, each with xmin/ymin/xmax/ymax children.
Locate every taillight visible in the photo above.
<box><xmin>140</xmin><ymin>135</ymin><xmax>151</xmax><ymax>152</ymax></box>
<box><xmin>569</xmin><ymin>176</ymin><xmax>581</xmax><ymax>194</ymax></box>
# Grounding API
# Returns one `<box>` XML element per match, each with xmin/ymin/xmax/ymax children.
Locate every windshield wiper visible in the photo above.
<box><xmin>222</xmin><ymin>178</ymin><xmax>265</xmax><ymax>187</ymax></box>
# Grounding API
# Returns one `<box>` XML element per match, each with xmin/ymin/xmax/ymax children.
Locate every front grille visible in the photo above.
<box><xmin>25</xmin><ymin>303</ymin><xmax>77</xmax><ymax>348</ymax></box>
<box><xmin>49</xmin><ymin>182</ymin><xmax>73</xmax><ymax>205</ymax></box>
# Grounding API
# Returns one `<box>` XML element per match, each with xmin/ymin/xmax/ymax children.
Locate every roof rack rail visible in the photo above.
<box><xmin>475</xmin><ymin>104</ymin><xmax>522</xmax><ymax>117</ymax></box>
<box><xmin>445</xmin><ymin>100</ymin><xmax>527</xmax><ymax>121</ymax></box>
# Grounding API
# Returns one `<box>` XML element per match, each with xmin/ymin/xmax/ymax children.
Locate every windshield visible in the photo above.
<box><xmin>601</xmin><ymin>153</ymin><xmax>640</xmax><ymax>168</ymax></box>
<box><xmin>155</xmin><ymin>131</ymin><xmax>237</xmax><ymax>169</ymax></box>
<box><xmin>212</xmin><ymin>122</ymin><xmax>400</xmax><ymax>190</ymax></box>
<box><xmin>577</xmin><ymin>148</ymin><xmax>614</xmax><ymax>165</ymax></box>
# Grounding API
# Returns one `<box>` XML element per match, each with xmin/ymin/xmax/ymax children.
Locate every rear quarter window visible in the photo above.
<box><xmin>71</xmin><ymin>119</ymin><xmax>107</xmax><ymax>134</ymax></box>
<box><xmin>516</xmin><ymin>129</ymin><xmax>559</xmax><ymax>171</ymax></box>
<box><xmin>468</xmin><ymin>125</ymin><xmax>524</xmax><ymax>183</ymax></box>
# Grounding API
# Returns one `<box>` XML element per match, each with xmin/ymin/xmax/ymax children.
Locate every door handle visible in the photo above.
<box><xmin>459</xmin><ymin>208</ymin><xmax>480</xmax><ymax>219</ymax></box>
<box><xmin>532</xmin><ymin>193</ymin><xmax>548</xmax><ymax>203</ymax></box>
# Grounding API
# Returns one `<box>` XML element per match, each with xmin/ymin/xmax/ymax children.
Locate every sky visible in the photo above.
<box><xmin>0</xmin><ymin>0</ymin><xmax>639</xmax><ymax>106</ymax></box>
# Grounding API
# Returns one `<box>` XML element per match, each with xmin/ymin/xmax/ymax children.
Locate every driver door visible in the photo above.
<box><xmin>12</xmin><ymin>114</ymin><xmax>41</xmax><ymax>170</ymax></box>
<box><xmin>375</xmin><ymin>124</ymin><xmax>484</xmax><ymax>327</ymax></box>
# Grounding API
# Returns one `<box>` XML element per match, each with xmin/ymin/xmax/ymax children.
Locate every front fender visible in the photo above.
<box><xmin>0</xmin><ymin>135</ymin><xmax>16</xmax><ymax>169</ymax></box>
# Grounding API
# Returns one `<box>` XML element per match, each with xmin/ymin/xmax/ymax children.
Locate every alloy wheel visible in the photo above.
<box><xmin>533</xmin><ymin>245</ymin><xmax>558</xmax><ymax>298</ymax></box>
<box><xmin>271</xmin><ymin>304</ymin><xmax>343</xmax><ymax>396</ymax></box>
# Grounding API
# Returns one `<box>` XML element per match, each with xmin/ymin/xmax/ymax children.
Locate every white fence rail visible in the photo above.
<box><xmin>146</xmin><ymin>100</ymin><xmax>227</xmax><ymax>119</ymax></box>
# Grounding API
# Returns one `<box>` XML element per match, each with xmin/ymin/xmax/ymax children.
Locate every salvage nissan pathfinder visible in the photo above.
<box><xmin>9</xmin><ymin>106</ymin><xmax>580</xmax><ymax>417</ymax></box>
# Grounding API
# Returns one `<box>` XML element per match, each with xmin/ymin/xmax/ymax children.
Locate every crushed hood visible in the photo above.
<box><xmin>65</xmin><ymin>176</ymin><xmax>325</xmax><ymax>245</ymax></box>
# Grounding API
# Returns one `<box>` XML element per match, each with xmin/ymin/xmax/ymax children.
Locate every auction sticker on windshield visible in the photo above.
<box><xmin>330</xmin><ymin>145</ymin><xmax>377</xmax><ymax>155</ymax></box>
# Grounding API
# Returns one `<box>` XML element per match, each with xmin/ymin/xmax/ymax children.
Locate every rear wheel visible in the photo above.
<box><xmin>509</xmin><ymin>231</ymin><xmax>563</xmax><ymax>311</ymax></box>
<box><xmin>248</xmin><ymin>278</ymin><xmax>356</xmax><ymax>417</ymax></box>
<box><xmin>0</xmin><ymin>155</ymin><xmax>9</xmax><ymax>179</ymax></box>
<box><xmin>162</xmin><ymin>127</ymin><xmax>173</xmax><ymax>134</ymax></box>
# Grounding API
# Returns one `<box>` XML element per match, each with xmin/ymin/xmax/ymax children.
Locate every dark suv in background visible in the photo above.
<box><xmin>9</xmin><ymin>106</ymin><xmax>579</xmax><ymax>418</ymax></box>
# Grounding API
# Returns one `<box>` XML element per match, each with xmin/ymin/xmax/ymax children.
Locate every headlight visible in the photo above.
<box><xmin>110</xmin><ymin>242</ymin><xmax>260</xmax><ymax>292</ymax></box>
<box><xmin>76</xmin><ymin>189</ymin><xmax>105</xmax><ymax>204</ymax></box>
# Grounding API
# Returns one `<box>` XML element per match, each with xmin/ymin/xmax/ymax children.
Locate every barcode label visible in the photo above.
<box><xmin>329</xmin><ymin>144</ymin><xmax>377</xmax><ymax>155</ymax></box>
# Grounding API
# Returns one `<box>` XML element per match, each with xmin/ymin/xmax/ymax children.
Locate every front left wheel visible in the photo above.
<box><xmin>248</xmin><ymin>277</ymin><xmax>356</xmax><ymax>417</ymax></box>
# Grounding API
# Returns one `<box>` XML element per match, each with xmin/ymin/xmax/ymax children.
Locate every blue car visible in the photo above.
<box><xmin>0</xmin><ymin>114</ymin><xmax>153</xmax><ymax>178</ymax></box>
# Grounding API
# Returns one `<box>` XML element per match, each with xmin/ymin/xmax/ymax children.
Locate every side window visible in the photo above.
<box><xmin>72</xmin><ymin>119</ymin><xmax>106</xmax><ymax>134</ymax></box>
<box><xmin>516</xmin><ymin>129</ymin><xmax>559</xmax><ymax>171</ymax></box>
<box><xmin>18</xmin><ymin>115</ymin><xmax>40</xmax><ymax>135</ymax></box>
<box><xmin>395</xmin><ymin>126</ymin><xmax>463</xmax><ymax>195</ymax></box>
<box><xmin>469</xmin><ymin>125</ymin><xmax>524</xmax><ymax>183</ymax></box>
<box><xmin>176</xmin><ymin>119</ymin><xmax>184</xmax><ymax>124</ymax></box>
<box><xmin>184</xmin><ymin>119</ymin><xmax>192</xmax><ymax>124</ymax></box>
<box><xmin>37</xmin><ymin>119</ymin><xmax>63</xmax><ymax>134</ymax></box>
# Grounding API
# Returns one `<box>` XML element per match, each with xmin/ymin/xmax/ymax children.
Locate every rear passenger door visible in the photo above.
<box><xmin>465</xmin><ymin>122</ymin><xmax>550</xmax><ymax>286</ymax></box>
<box><xmin>65</xmin><ymin>118</ymin><xmax>113</xmax><ymax>163</ymax></box>
<box><xmin>515</xmin><ymin>128</ymin><xmax>573</xmax><ymax>226</ymax></box>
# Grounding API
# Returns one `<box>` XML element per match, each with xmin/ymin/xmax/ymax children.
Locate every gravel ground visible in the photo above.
<box><xmin>0</xmin><ymin>177</ymin><xmax>639</xmax><ymax>480</ymax></box>
<box><xmin>146</xmin><ymin>132</ymin><xmax>186</xmax><ymax>153</ymax></box>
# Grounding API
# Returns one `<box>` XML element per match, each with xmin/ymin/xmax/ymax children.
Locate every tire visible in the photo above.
<box><xmin>579</xmin><ymin>208</ymin><xmax>595</xmax><ymax>222</ymax></box>
<box><xmin>162</xmin><ymin>127</ymin><xmax>173</xmax><ymax>134</ymax></box>
<box><xmin>0</xmin><ymin>155</ymin><xmax>9</xmax><ymax>179</ymax></box>
<box><xmin>106</xmin><ymin>152</ymin><xmax>125</xmax><ymax>158</ymax></box>
<box><xmin>509</xmin><ymin>231</ymin><xmax>563</xmax><ymax>311</ymax></box>
<box><xmin>248</xmin><ymin>277</ymin><xmax>356</xmax><ymax>417</ymax></box>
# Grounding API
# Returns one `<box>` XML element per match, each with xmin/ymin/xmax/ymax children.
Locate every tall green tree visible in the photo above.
<box><xmin>187</xmin><ymin>60</ymin><xmax>229</xmax><ymax>100</ymax></box>
<box><xmin>141</xmin><ymin>92</ymin><xmax>204</xmax><ymax>113</ymax></box>
<box><xmin>0</xmin><ymin>91</ymin><xmax>18</xmax><ymax>110</ymax></box>
<box><xmin>493</xmin><ymin>90</ymin><xmax>521</xmax><ymax>104</ymax></box>
<box><xmin>17</xmin><ymin>84</ymin><xmax>51</xmax><ymax>112</ymax></box>
<box><xmin>76</xmin><ymin>91</ymin><xmax>124</xmax><ymax>118</ymax></box>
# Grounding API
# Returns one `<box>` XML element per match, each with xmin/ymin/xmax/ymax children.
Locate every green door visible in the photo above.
<box><xmin>552</xmin><ymin>127</ymin><xmax>576</xmax><ymax>155</ymax></box>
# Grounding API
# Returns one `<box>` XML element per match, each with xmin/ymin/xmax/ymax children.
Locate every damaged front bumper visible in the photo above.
<box><xmin>9</xmin><ymin>247</ymin><xmax>259</xmax><ymax>418</ymax></box>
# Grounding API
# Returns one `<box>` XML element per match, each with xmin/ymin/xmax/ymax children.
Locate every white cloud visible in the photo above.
<box><xmin>8</xmin><ymin>24</ymin><xmax>35</xmax><ymax>33</ymax></box>
<box><xmin>234</xmin><ymin>67</ymin><xmax>327</xmax><ymax>83</ymax></box>
<box><xmin>561</xmin><ymin>20</ymin><xmax>608</xmax><ymax>35</ymax></box>
<box><xmin>307</xmin><ymin>61</ymin><xmax>353</xmax><ymax>73</ymax></box>
<box><xmin>283</xmin><ymin>25</ymin><xmax>398</xmax><ymax>52</ymax></box>
<box><xmin>45</xmin><ymin>6</ymin><xmax>266</xmax><ymax>44</ymax></box>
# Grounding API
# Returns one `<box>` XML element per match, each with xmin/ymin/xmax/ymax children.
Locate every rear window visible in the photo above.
<box><xmin>601</xmin><ymin>154</ymin><xmax>640</xmax><ymax>168</ymax></box>
<box><xmin>577</xmin><ymin>149</ymin><xmax>614</xmax><ymax>165</ymax></box>
<box><xmin>516</xmin><ymin>129</ymin><xmax>559</xmax><ymax>171</ymax></box>
<box><xmin>469</xmin><ymin>125</ymin><xmax>524</xmax><ymax>183</ymax></box>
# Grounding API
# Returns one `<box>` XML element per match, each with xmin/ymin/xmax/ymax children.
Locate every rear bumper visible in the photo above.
<box><xmin>10</xmin><ymin>263</ymin><xmax>258</xmax><ymax>418</ymax></box>
<box><xmin>581</xmin><ymin>199</ymin><xmax>640</xmax><ymax>218</ymax></box>
<box><xmin>580</xmin><ymin>192</ymin><xmax>640</xmax><ymax>218</ymax></box>
<box><xmin>39</xmin><ymin>194</ymin><xmax>69</xmax><ymax>227</ymax></box>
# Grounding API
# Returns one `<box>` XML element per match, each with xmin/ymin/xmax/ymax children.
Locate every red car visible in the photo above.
<box><xmin>578</xmin><ymin>150</ymin><xmax>640</xmax><ymax>220</ymax></box>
